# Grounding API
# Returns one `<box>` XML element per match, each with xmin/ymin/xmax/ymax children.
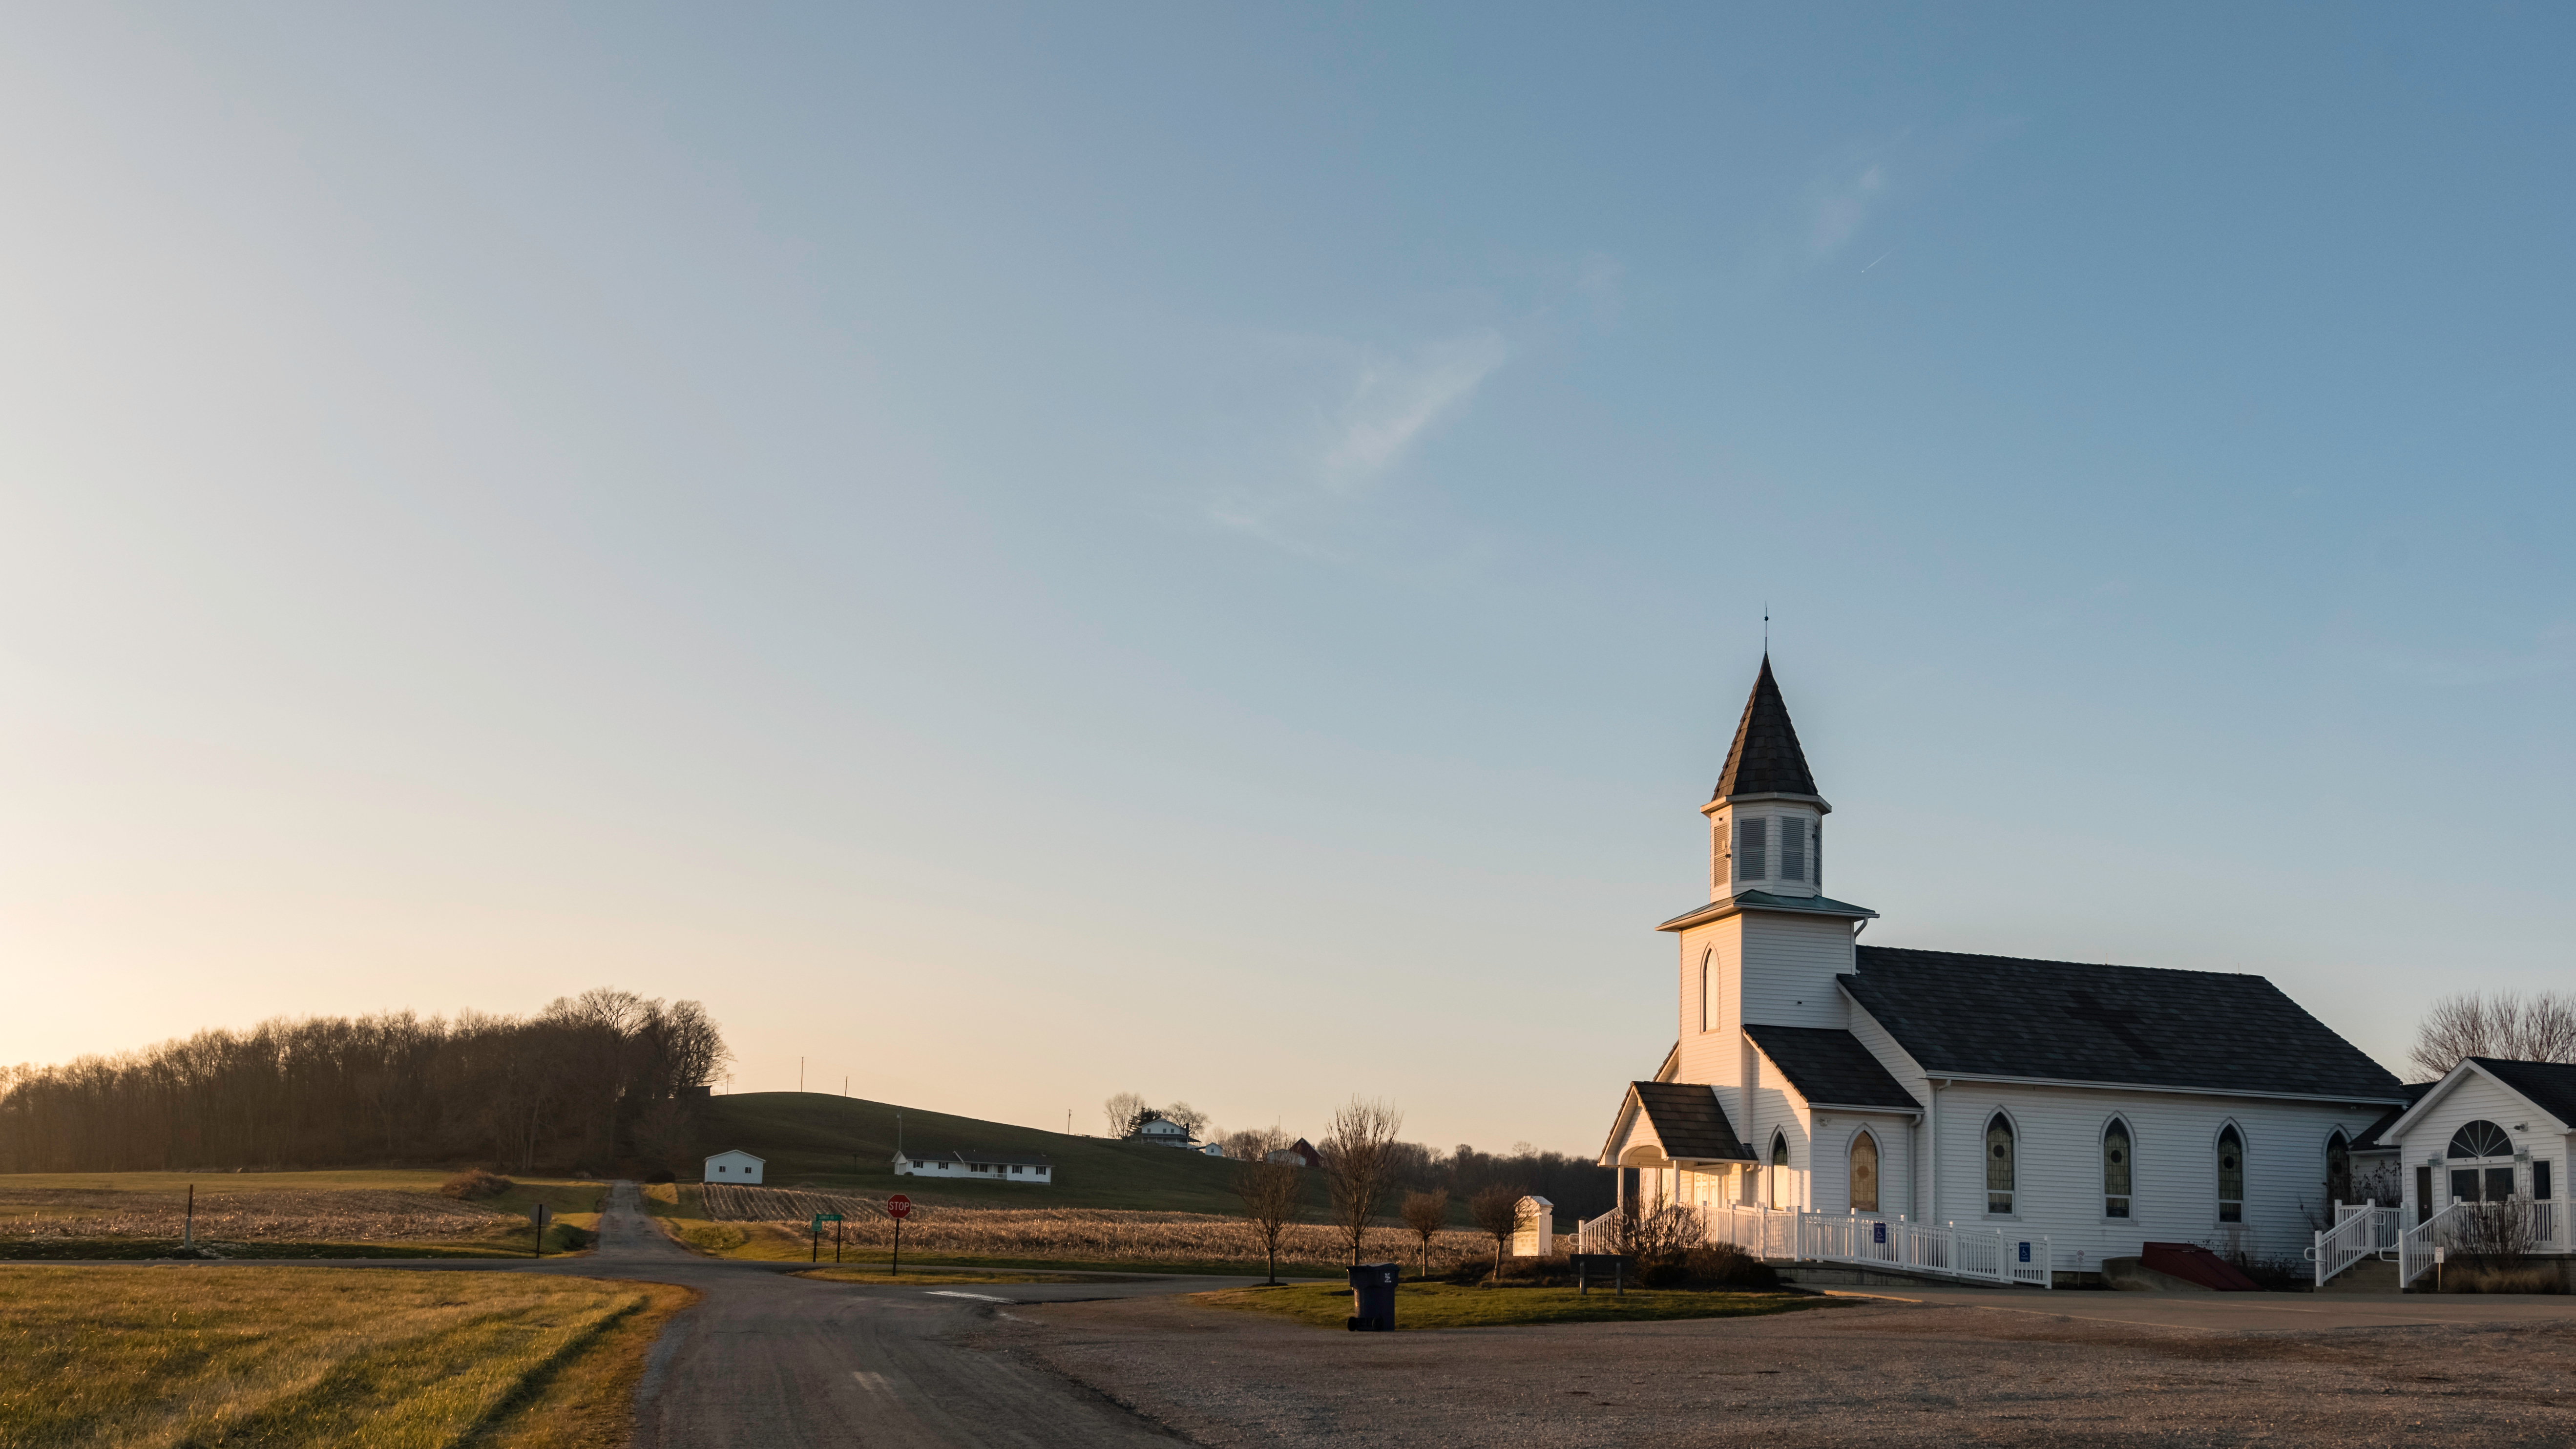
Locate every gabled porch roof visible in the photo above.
<box><xmin>2381</xmin><ymin>1057</ymin><xmax>2576</xmax><ymax>1145</ymax></box>
<box><xmin>1598</xmin><ymin>1081</ymin><xmax>1755</xmax><ymax>1168</ymax></box>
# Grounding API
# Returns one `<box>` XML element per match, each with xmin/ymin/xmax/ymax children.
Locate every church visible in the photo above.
<box><xmin>1597</xmin><ymin>659</ymin><xmax>2447</xmax><ymax>1284</ymax></box>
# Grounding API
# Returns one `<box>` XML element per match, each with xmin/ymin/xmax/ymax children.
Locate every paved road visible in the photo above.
<box><xmin>51</xmin><ymin>1181</ymin><xmax>1291</xmax><ymax>1448</ymax></box>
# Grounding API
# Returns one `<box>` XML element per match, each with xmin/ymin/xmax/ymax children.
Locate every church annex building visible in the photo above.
<box><xmin>1597</xmin><ymin>660</ymin><xmax>2573</xmax><ymax>1288</ymax></box>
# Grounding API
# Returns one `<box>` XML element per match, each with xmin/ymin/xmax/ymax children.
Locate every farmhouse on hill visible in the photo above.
<box><xmin>894</xmin><ymin>1148</ymin><xmax>1052</xmax><ymax>1184</ymax></box>
<box><xmin>1128</xmin><ymin>1114</ymin><xmax>1194</xmax><ymax>1148</ymax></box>
<box><xmin>1590</xmin><ymin>657</ymin><xmax>2569</xmax><ymax>1290</ymax></box>
<box><xmin>703</xmin><ymin>1149</ymin><xmax>764</xmax><ymax>1184</ymax></box>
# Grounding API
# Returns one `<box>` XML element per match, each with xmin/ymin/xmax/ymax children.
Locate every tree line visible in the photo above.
<box><xmin>0</xmin><ymin>988</ymin><xmax>727</xmax><ymax>1175</ymax></box>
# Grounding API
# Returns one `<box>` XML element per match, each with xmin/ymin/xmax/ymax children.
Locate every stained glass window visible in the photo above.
<box><xmin>1769</xmin><ymin>1132</ymin><xmax>1790</xmax><ymax>1209</ymax></box>
<box><xmin>2103</xmin><ymin>1120</ymin><xmax>2131</xmax><ymax>1219</ymax></box>
<box><xmin>2326</xmin><ymin>1131</ymin><xmax>2350</xmax><ymax>1204</ymax></box>
<box><xmin>1849</xmin><ymin>1132</ymin><xmax>1879</xmax><ymax>1214</ymax></box>
<box><xmin>1986</xmin><ymin>1115</ymin><xmax>2014</xmax><ymax>1215</ymax></box>
<box><xmin>2217</xmin><ymin>1126</ymin><xmax>2243</xmax><ymax>1223</ymax></box>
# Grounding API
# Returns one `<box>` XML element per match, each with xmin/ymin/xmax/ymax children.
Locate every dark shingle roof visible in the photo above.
<box><xmin>1839</xmin><ymin>945</ymin><xmax>2407</xmax><ymax>1103</ymax></box>
<box><xmin>1714</xmin><ymin>656</ymin><xmax>1819</xmax><ymax>800</ymax></box>
<box><xmin>1742</xmin><ymin>1025</ymin><xmax>1922</xmax><ymax>1112</ymax></box>
<box><xmin>2349</xmin><ymin>1082</ymin><xmax>2436</xmax><ymax>1151</ymax></box>
<box><xmin>1632</xmin><ymin>1081</ymin><xmax>1754</xmax><ymax>1162</ymax></box>
<box><xmin>2470</xmin><ymin>1058</ymin><xmax>2576</xmax><ymax>1128</ymax></box>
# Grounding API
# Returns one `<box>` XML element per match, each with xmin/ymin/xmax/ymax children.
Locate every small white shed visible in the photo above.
<box><xmin>704</xmin><ymin>1149</ymin><xmax>765</xmax><ymax>1184</ymax></box>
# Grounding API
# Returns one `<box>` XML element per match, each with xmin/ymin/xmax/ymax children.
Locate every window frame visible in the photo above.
<box><xmin>1846</xmin><ymin>1127</ymin><xmax>1881</xmax><ymax>1215</ymax></box>
<box><xmin>2214</xmin><ymin>1122</ymin><xmax>2246</xmax><ymax>1225</ymax></box>
<box><xmin>1983</xmin><ymin>1111</ymin><xmax>2018</xmax><ymax>1218</ymax></box>
<box><xmin>1769</xmin><ymin>1131</ymin><xmax>1792</xmax><ymax>1210</ymax></box>
<box><xmin>2101</xmin><ymin>1116</ymin><xmax>2133</xmax><ymax>1221</ymax></box>
<box><xmin>1699</xmin><ymin>948</ymin><xmax>1716</xmax><ymax>1033</ymax></box>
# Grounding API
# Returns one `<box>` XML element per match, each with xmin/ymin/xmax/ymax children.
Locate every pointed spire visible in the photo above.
<box><xmin>1713</xmin><ymin>655</ymin><xmax>1820</xmax><ymax>800</ymax></box>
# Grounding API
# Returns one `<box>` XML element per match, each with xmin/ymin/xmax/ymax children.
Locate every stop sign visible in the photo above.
<box><xmin>886</xmin><ymin>1194</ymin><xmax>912</xmax><ymax>1219</ymax></box>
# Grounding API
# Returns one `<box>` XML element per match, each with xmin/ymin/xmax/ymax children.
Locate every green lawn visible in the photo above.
<box><xmin>1193</xmin><ymin>1281</ymin><xmax>1844</xmax><ymax>1331</ymax></box>
<box><xmin>0</xmin><ymin>1266</ymin><xmax>691</xmax><ymax>1449</ymax></box>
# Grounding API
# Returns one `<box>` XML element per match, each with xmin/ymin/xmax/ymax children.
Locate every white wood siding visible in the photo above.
<box><xmin>1918</xmin><ymin>1083</ymin><xmax>2386</xmax><ymax>1269</ymax></box>
<box><xmin>1738</xmin><ymin>913</ymin><xmax>1853</xmax><ymax>1031</ymax></box>
<box><xmin>1674</xmin><ymin>919</ymin><xmax>1745</xmax><ymax>1095</ymax></box>
<box><xmin>2390</xmin><ymin>1072</ymin><xmax>2569</xmax><ymax>1218</ymax></box>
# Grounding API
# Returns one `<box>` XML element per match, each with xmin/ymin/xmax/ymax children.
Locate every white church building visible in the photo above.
<box><xmin>1597</xmin><ymin>658</ymin><xmax>2453</xmax><ymax>1287</ymax></box>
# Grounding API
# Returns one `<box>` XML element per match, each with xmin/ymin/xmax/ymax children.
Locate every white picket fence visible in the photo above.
<box><xmin>1578</xmin><ymin>1204</ymin><xmax>2051</xmax><ymax>1288</ymax></box>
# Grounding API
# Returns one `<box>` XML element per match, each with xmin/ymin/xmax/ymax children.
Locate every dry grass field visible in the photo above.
<box><xmin>0</xmin><ymin>1172</ymin><xmax>607</xmax><ymax>1256</ymax></box>
<box><xmin>655</xmin><ymin>1182</ymin><xmax>1487</xmax><ymax>1273</ymax></box>
<box><xmin>0</xmin><ymin>1266</ymin><xmax>692</xmax><ymax>1449</ymax></box>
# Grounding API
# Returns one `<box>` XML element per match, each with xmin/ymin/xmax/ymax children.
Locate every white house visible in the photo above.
<box><xmin>703</xmin><ymin>1149</ymin><xmax>765</xmax><ymax>1184</ymax></box>
<box><xmin>1596</xmin><ymin>658</ymin><xmax>2411</xmax><ymax>1286</ymax></box>
<box><xmin>1130</xmin><ymin>1115</ymin><xmax>1194</xmax><ymax>1148</ymax></box>
<box><xmin>892</xmin><ymin>1149</ymin><xmax>1052</xmax><ymax>1184</ymax></box>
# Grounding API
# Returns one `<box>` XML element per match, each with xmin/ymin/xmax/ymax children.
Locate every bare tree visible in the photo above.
<box><xmin>1223</xmin><ymin>1125</ymin><xmax>1291</xmax><ymax>1162</ymax></box>
<box><xmin>2410</xmin><ymin>991</ymin><xmax>2576</xmax><ymax>1079</ymax></box>
<box><xmin>1102</xmin><ymin>1092</ymin><xmax>1149</xmax><ymax>1138</ymax></box>
<box><xmin>1234</xmin><ymin>1158</ymin><xmax>1307</xmax><ymax>1285</ymax></box>
<box><xmin>1468</xmin><ymin>1183</ymin><xmax>1521</xmax><ymax>1284</ymax></box>
<box><xmin>1400</xmin><ymin>1189</ymin><xmax>1449</xmax><ymax>1280</ymax></box>
<box><xmin>1161</xmin><ymin>1101</ymin><xmax>1211</xmax><ymax>1140</ymax></box>
<box><xmin>1318</xmin><ymin>1097</ymin><xmax>1403</xmax><ymax>1266</ymax></box>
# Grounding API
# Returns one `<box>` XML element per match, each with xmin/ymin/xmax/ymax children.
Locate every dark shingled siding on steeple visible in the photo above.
<box><xmin>1715</xmin><ymin>655</ymin><xmax>1819</xmax><ymax>799</ymax></box>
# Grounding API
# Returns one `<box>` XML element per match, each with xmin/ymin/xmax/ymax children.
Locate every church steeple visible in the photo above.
<box><xmin>1714</xmin><ymin>655</ymin><xmax>1820</xmax><ymax>802</ymax></box>
<box><xmin>1702</xmin><ymin>657</ymin><xmax>1829</xmax><ymax>901</ymax></box>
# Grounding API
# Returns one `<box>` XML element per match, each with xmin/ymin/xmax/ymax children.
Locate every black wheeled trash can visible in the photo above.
<box><xmin>1346</xmin><ymin>1262</ymin><xmax>1399</xmax><ymax>1331</ymax></box>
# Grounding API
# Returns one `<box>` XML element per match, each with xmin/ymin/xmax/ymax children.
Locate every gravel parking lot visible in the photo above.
<box><xmin>980</xmin><ymin>1289</ymin><xmax>2576</xmax><ymax>1446</ymax></box>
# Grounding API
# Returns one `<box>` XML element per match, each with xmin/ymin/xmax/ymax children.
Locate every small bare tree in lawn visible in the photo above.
<box><xmin>1319</xmin><ymin>1097</ymin><xmax>1403</xmax><ymax>1266</ymax></box>
<box><xmin>1102</xmin><ymin>1092</ymin><xmax>1149</xmax><ymax>1138</ymax></box>
<box><xmin>1235</xmin><ymin>1158</ymin><xmax>1306</xmax><ymax>1285</ymax></box>
<box><xmin>1400</xmin><ymin>1189</ymin><xmax>1449</xmax><ymax>1280</ymax></box>
<box><xmin>1468</xmin><ymin>1183</ymin><xmax>1521</xmax><ymax>1284</ymax></box>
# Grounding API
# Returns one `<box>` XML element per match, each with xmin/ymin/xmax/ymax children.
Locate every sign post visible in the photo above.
<box><xmin>184</xmin><ymin>1184</ymin><xmax>194</xmax><ymax>1251</ymax></box>
<box><xmin>887</xmin><ymin>1194</ymin><xmax>912</xmax><ymax>1276</ymax></box>
<box><xmin>811</xmin><ymin>1213</ymin><xmax>844</xmax><ymax>1264</ymax></box>
<box><xmin>530</xmin><ymin>1202</ymin><xmax>550</xmax><ymax>1259</ymax></box>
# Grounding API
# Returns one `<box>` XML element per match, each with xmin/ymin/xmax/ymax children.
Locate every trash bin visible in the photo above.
<box><xmin>1346</xmin><ymin>1262</ymin><xmax>1399</xmax><ymax>1331</ymax></box>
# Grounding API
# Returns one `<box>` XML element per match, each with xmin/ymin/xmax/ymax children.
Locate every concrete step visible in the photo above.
<box><xmin>2319</xmin><ymin>1257</ymin><xmax>2400</xmax><ymax>1293</ymax></box>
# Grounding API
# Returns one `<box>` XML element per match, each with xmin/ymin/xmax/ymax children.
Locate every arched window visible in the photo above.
<box><xmin>2326</xmin><ymin>1130</ymin><xmax>2350</xmax><ymax>1204</ymax></box>
<box><xmin>1848</xmin><ymin>1131</ymin><xmax>1880</xmax><ymax>1214</ymax></box>
<box><xmin>1700</xmin><ymin>949</ymin><xmax>1715</xmax><ymax>1033</ymax></box>
<box><xmin>2216</xmin><ymin>1125</ymin><xmax>2244</xmax><ymax>1223</ymax></box>
<box><xmin>1769</xmin><ymin>1131</ymin><xmax>1791</xmax><ymax>1209</ymax></box>
<box><xmin>2102</xmin><ymin>1120</ymin><xmax>2132</xmax><ymax>1219</ymax></box>
<box><xmin>1985</xmin><ymin>1114</ymin><xmax>2015</xmax><ymax>1215</ymax></box>
<box><xmin>2446</xmin><ymin>1119</ymin><xmax>2515</xmax><ymax>1205</ymax></box>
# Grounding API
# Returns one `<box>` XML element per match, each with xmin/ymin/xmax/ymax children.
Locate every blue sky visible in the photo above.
<box><xmin>3</xmin><ymin>5</ymin><xmax>2570</xmax><ymax>1152</ymax></box>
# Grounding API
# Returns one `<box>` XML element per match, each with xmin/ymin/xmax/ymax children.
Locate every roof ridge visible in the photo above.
<box><xmin>1854</xmin><ymin>944</ymin><xmax>2273</xmax><ymax>981</ymax></box>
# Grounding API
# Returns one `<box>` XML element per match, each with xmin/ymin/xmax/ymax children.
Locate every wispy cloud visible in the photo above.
<box><xmin>1805</xmin><ymin>161</ymin><xmax>1889</xmax><ymax>262</ymax></box>
<box><xmin>1319</xmin><ymin>330</ymin><xmax>1509</xmax><ymax>490</ymax></box>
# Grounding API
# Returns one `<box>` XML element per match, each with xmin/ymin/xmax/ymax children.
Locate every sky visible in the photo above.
<box><xmin>3</xmin><ymin>4</ymin><xmax>2573</xmax><ymax>1155</ymax></box>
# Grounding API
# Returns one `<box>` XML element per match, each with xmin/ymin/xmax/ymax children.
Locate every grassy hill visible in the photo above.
<box><xmin>692</xmin><ymin>1092</ymin><xmax>1329</xmax><ymax>1215</ymax></box>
